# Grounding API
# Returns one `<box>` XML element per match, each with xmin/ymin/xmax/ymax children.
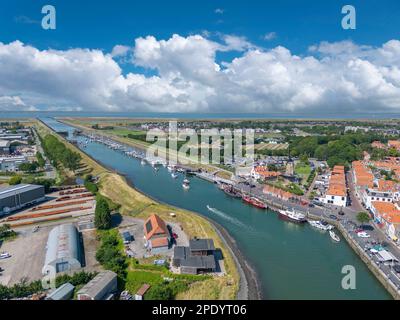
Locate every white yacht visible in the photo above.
<box><xmin>278</xmin><ymin>208</ymin><xmax>306</xmax><ymax>223</ymax></box>
<box><xmin>308</xmin><ymin>220</ymin><xmax>334</xmax><ymax>231</ymax></box>
<box><xmin>329</xmin><ymin>230</ymin><xmax>340</xmax><ymax>242</ymax></box>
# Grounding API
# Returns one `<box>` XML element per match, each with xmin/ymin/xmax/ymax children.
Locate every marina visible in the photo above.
<box><xmin>42</xmin><ymin>118</ymin><xmax>391</xmax><ymax>300</ymax></box>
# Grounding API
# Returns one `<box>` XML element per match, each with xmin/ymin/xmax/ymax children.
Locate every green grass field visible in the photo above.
<box><xmin>294</xmin><ymin>161</ymin><xmax>312</xmax><ymax>184</ymax></box>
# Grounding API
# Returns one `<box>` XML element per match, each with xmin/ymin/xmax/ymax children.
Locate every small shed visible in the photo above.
<box><xmin>46</xmin><ymin>283</ymin><xmax>75</xmax><ymax>300</ymax></box>
<box><xmin>135</xmin><ymin>284</ymin><xmax>151</xmax><ymax>300</ymax></box>
<box><xmin>77</xmin><ymin>271</ymin><xmax>118</xmax><ymax>300</ymax></box>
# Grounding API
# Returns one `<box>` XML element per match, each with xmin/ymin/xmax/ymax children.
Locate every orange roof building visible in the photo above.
<box><xmin>252</xmin><ymin>166</ymin><xmax>281</xmax><ymax>180</ymax></box>
<box><xmin>263</xmin><ymin>185</ymin><xmax>297</xmax><ymax>201</ymax></box>
<box><xmin>352</xmin><ymin>161</ymin><xmax>374</xmax><ymax>189</ymax></box>
<box><xmin>371</xmin><ymin>141</ymin><xmax>387</xmax><ymax>150</ymax></box>
<box><xmin>371</xmin><ymin>201</ymin><xmax>400</xmax><ymax>224</ymax></box>
<box><xmin>324</xmin><ymin>165</ymin><xmax>347</xmax><ymax>206</ymax></box>
<box><xmin>144</xmin><ymin>214</ymin><xmax>170</xmax><ymax>251</ymax></box>
<box><xmin>388</xmin><ymin>140</ymin><xmax>400</xmax><ymax>151</ymax></box>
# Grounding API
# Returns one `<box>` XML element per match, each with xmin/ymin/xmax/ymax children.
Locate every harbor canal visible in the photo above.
<box><xmin>42</xmin><ymin>118</ymin><xmax>391</xmax><ymax>300</ymax></box>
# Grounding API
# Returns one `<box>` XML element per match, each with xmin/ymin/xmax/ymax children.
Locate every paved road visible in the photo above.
<box><xmin>32</xmin><ymin>127</ymin><xmax>56</xmax><ymax>179</ymax></box>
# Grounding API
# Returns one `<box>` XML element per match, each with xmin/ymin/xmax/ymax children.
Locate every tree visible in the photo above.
<box><xmin>145</xmin><ymin>283</ymin><xmax>173</xmax><ymax>300</ymax></box>
<box><xmin>94</xmin><ymin>196</ymin><xmax>112</xmax><ymax>230</ymax></box>
<box><xmin>356</xmin><ymin>212</ymin><xmax>371</xmax><ymax>225</ymax></box>
<box><xmin>0</xmin><ymin>224</ymin><xmax>16</xmax><ymax>240</ymax></box>
<box><xmin>8</xmin><ymin>175</ymin><xmax>22</xmax><ymax>185</ymax></box>
<box><xmin>18</xmin><ymin>162</ymin><xmax>38</xmax><ymax>173</ymax></box>
<box><xmin>36</xmin><ymin>152</ymin><xmax>46</xmax><ymax>168</ymax></box>
<box><xmin>300</xmin><ymin>154</ymin><xmax>309</xmax><ymax>164</ymax></box>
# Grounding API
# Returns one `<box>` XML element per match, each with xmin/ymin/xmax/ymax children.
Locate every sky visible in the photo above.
<box><xmin>0</xmin><ymin>0</ymin><xmax>400</xmax><ymax>114</ymax></box>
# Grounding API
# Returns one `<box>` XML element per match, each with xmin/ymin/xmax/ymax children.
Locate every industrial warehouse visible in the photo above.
<box><xmin>42</xmin><ymin>224</ymin><xmax>83</xmax><ymax>275</ymax></box>
<box><xmin>0</xmin><ymin>184</ymin><xmax>45</xmax><ymax>215</ymax></box>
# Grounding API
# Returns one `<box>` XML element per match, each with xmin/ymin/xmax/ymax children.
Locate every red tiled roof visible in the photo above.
<box><xmin>352</xmin><ymin>161</ymin><xmax>374</xmax><ymax>188</ymax></box>
<box><xmin>372</xmin><ymin>201</ymin><xmax>400</xmax><ymax>224</ymax></box>
<box><xmin>144</xmin><ymin>214</ymin><xmax>168</xmax><ymax>240</ymax></box>
<box><xmin>326</xmin><ymin>165</ymin><xmax>346</xmax><ymax>197</ymax></box>
<box><xmin>151</xmin><ymin>237</ymin><xmax>169</xmax><ymax>248</ymax></box>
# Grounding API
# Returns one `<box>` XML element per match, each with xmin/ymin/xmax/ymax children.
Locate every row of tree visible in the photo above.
<box><xmin>41</xmin><ymin>134</ymin><xmax>81</xmax><ymax>172</ymax></box>
<box><xmin>289</xmin><ymin>132</ymin><xmax>393</xmax><ymax>168</ymax></box>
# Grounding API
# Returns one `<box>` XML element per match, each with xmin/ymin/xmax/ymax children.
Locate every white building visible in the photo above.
<box><xmin>0</xmin><ymin>156</ymin><xmax>27</xmax><ymax>172</ymax></box>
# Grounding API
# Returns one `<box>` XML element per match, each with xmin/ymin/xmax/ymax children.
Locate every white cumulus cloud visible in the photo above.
<box><xmin>0</xmin><ymin>36</ymin><xmax>399</xmax><ymax>113</ymax></box>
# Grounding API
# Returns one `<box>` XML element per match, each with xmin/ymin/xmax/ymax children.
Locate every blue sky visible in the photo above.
<box><xmin>3</xmin><ymin>1</ymin><xmax>399</xmax><ymax>53</ymax></box>
<box><xmin>0</xmin><ymin>1</ymin><xmax>400</xmax><ymax>113</ymax></box>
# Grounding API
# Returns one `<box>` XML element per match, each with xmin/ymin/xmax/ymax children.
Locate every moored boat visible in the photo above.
<box><xmin>222</xmin><ymin>185</ymin><xmax>242</xmax><ymax>198</ymax></box>
<box><xmin>308</xmin><ymin>220</ymin><xmax>334</xmax><ymax>231</ymax></box>
<box><xmin>279</xmin><ymin>208</ymin><xmax>306</xmax><ymax>223</ymax></box>
<box><xmin>242</xmin><ymin>195</ymin><xmax>267</xmax><ymax>209</ymax></box>
<box><xmin>329</xmin><ymin>230</ymin><xmax>340</xmax><ymax>242</ymax></box>
<box><xmin>182</xmin><ymin>182</ymin><xmax>190</xmax><ymax>190</ymax></box>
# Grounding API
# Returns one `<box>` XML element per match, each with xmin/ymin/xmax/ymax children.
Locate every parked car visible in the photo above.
<box><xmin>0</xmin><ymin>267</ymin><xmax>4</xmax><ymax>272</ymax></box>
<box><xmin>0</xmin><ymin>252</ymin><xmax>11</xmax><ymax>260</ymax></box>
<box><xmin>122</xmin><ymin>231</ymin><xmax>133</xmax><ymax>244</ymax></box>
<box><xmin>360</xmin><ymin>225</ymin><xmax>374</xmax><ymax>231</ymax></box>
<box><xmin>357</xmin><ymin>231</ymin><xmax>370</xmax><ymax>238</ymax></box>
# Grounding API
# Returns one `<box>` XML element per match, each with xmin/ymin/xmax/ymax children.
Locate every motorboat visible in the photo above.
<box><xmin>171</xmin><ymin>172</ymin><xmax>178</xmax><ymax>179</ymax></box>
<box><xmin>278</xmin><ymin>208</ymin><xmax>306</xmax><ymax>223</ymax></box>
<box><xmin>329</xmin><ymin>230</ymin><xmax>340</xmax><ymax>242</ymax></box>
<box><xmin>308</xmin><ymin>220</ymin><xmax>333</xmax><ymax>231</ymax></box>
<box><xmin>182</xmin><ymin>182</ymin><xmax>190</xmax><ymax>190</ymax></box>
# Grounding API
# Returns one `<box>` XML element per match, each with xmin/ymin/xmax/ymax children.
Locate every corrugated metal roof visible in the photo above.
<box><xmin>0</xmin><ymin>184</ymin><xmax>44</xmax><ymax>200</ymax></box>
<box><xmin>0</xmin><ymin>140</ymin><xmax>10</xmax><ymax>148</ymax></box>
<box><xmin>46</xmin><ymin>282</ymin><xmax>75</xmax><ymax>300</ymax></box>
<box><xmin>44</xmin><ymin>224</ymin><xmax>80</xmax><ymax>267</ymax></box>
<box><xmin>77</xmin><ymin>271</ymin><xmax>117</xmax><ymax>299</ymax></box>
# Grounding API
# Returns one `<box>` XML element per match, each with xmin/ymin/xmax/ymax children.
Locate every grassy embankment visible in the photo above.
<box><xmin>61</xmin><ymin>119</ymin><xmax>234</xmax><ymax>180</ymax></box>
<box><xmin>35</xmin><ymin>120</ymin><xmax>239</xmax><ymax>300</ymax></box>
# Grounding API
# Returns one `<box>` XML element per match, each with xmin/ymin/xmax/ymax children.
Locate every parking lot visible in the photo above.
<box><xmin>0</xmin><ymin>226</ymin><xmax>50</xmax><ymax>286</ymax></box>
<box><xmin>117</xmin><ymin>216</ymin><xmax>189</xmax><ymax>259</ymax></box>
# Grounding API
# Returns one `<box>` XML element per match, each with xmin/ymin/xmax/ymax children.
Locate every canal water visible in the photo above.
<box><xmin>43</xmin><ymin>118</ymin><xmax>391</xmax><ymax>300</ymax></box>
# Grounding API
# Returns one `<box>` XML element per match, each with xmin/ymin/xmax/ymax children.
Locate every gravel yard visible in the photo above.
<box><xmin>0</xmin><ymin>226</ymin><xmax>49</xmax><ymax>286</ymax></box>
